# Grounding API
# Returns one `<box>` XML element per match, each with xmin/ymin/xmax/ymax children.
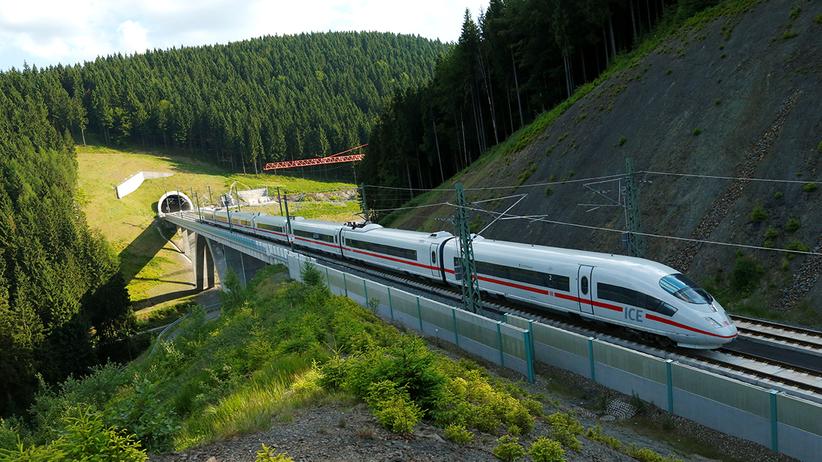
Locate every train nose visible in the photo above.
<box><xmin>719</xmin><ymin>322</ymin><xmax>738</xmax><ymax>342</ymax></box>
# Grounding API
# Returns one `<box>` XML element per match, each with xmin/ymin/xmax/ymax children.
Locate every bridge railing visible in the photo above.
<box><xmin>287</xmin><ymin>252</ymin><xmax>535</xmax><ymax>382</ymax></box>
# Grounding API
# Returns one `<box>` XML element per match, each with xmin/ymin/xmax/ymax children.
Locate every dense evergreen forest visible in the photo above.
<box><xmin>360</xmin><ymin>0</ymin><xmax>721</xmax><ymax>213</ymax></box>
<box><xmin>0</xmin><ymin>73</ymin><xmax>137</xmax><ymax>415</ymax></box>
<box><xmin>12</xmin><ymin>32</ymin><xmax>446</xmax><ymax>172</ymax></box>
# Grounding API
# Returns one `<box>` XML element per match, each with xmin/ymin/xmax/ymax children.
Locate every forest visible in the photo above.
<box><xmin>359</xmin><ymin>0</ymin><xmax>721</xmax><ymax>214</ymax></box>
<box><xmin>10</xmin><ymin>32</ymin><xmax>446</xmax><ymax>172</ymax></box>
<box><xmin>0</xmin><ymin>31</ymin><xmax>445</xmax><ymax>416</ymax></box>
<box><xmin>0</xmin><ymin>71</ymin><xmax>137</xmax><ymax>415</ymax></box>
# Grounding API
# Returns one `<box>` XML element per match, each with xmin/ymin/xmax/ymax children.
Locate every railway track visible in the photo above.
<box><xmin>298</xmin><ymin>247</ymin><xmax>822</xmax><ymax>398</ymax></box>
<box><xmin>730</xmin><ymin>314</ymin><xmax>822</xmax><ymax>351</ymax></box>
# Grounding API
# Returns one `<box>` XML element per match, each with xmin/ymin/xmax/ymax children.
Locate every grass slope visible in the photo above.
<box><xmin>76</xmin><ymin>145</ymin><xmax>359</xmax><ymax>307</ymax></box>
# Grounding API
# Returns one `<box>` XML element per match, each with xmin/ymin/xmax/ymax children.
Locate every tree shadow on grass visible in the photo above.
<box><xmin>119</xmin><ymin>219</ymin><xmax>180</xmax><ymax>283</ymax></box>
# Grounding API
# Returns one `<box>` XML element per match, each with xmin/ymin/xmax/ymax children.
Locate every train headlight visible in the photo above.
<box><xmin>704</xmin><ymin>317</ymin><xmax>722</xmax><ymax>328</ymax></box>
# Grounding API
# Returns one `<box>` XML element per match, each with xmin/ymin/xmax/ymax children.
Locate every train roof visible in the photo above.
<box><xmin>347</xmin><ymin>225</ymin><xmax>454</xmax><ymax>242</ymax></box>
<box><xmin>474</xmin><ymin>238</ymin><xmax>677</xmax><ymax>278</ymax></box>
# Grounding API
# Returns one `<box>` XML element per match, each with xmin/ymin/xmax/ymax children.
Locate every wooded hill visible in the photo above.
<box><xmin>372</xmin><ymin>0</ymin><xmax>822</xmax><ymax>326</ymax></box>
<box><xmin>360</xmin><ymin>0</ymin><xmax>693</xmax><ymax>195</ymax></box>
<box><xmin>9</xmin><ymin>32</ymin><xmax>446</xmax><ymax>172</ymax></box>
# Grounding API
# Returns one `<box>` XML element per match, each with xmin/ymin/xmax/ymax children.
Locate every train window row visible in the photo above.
<box><xmin>467</xmin><ymin>259</ymin><xmax>571</xmax><ymax>291</ymax></box>
<box><xmin>213</xmin><ymin>215</ymin><xmax>228</xmax><ymax>223</ymax></box>
<box><xmin>257</xmin><ymin>223</ymin><xmax>284</xmax><ymax>233</ymax></box>
<box><xmin>293</xmin><ymin>229</ymin><xmax>335</xmax><ymax>243</ymax></box>
<box><xmin>597</xmin><ymin>283</ymin><xmax>677</xmax><ymax>316</ymax></box>
<box><xmin>234</xmin><ymin>219</ymin><xmax>252</xmax><ymax>226</ymax></box>
<box><xmin>346</xmin><ymin>238</ymin><xmax>417</xmax><ymax>260</ymax></box>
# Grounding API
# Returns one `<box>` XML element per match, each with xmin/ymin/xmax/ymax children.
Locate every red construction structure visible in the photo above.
<box><xmin>263</xmin><ymin>144</ymin><xmax>367</xmax><ymax>171</ymax></box>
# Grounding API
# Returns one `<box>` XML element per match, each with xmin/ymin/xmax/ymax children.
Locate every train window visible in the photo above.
<box><xmin>474</xmin><ymin>260</ymin><xmax>570</xmax><ymax>291</ymax></box>
<box><xmin>431</xmin><ymin>251</ymin><xmax>437</xmax><ymax>264</ymax></box>
<box><xmin>257</xmin><ymin>223</ymin><xmax>284</xmax><ymax>233</ymax></box>
<box><xmin>581</xmin><ymin>276</ymin><xmax>589</xmax><ymax>295</ymax></box>
<box><xmin>659</xmin><ymin>274</ymin><xmax>712</xmax><ymax>304</ymax></box>
<box><xmin>293</xmin><ymin>229</ymin><xmax>335</xmax><ymax>243</ymax></box>
<box><xmin>347</xmin><ymin>238</ymin><xmax>417</xmax><ymax>260</ymax></box>
<box><xmin>598</xmin><ymin>283</ymin><xmax>673</xmax><ymax>315</ymax></box>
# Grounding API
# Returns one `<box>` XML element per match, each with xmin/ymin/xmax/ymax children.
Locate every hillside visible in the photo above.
<box><xmin>76</xmin><ymin>145</ymin><xmax>358</xmax><ymax>310</ymax></box>
<box><xmin>380</xmin><ymin>0</ymin><xmax>822</xmax><ymax>325</ymax></box>
<box><xmin>2</xmin><ymin>266</ymin><xmax>772</xmax><ymax>461</ymax></box>
<box><xmin>11</xmin><ymin>32</ymin><xmax>447</xmax><ymax>171</ymax></box>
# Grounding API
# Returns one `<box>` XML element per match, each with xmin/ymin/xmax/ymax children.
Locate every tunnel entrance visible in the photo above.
<box><xmin>157</xmin><ymin>191</ymin><xmax>194</xmax><ymax>217</ymax></box>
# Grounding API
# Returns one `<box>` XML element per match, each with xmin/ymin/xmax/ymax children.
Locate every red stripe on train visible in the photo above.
<box><xmin>645</xmin><ymin>313</ymin><xmax>737</xmax><ymax>339</ymax></box>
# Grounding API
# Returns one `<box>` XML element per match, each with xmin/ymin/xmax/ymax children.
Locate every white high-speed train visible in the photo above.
<box><xmin>199</xmin><ymin>208</ymin><xmax>737</xmax><ymax>349</ymax></box>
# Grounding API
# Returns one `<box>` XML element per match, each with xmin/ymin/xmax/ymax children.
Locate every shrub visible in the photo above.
<box><xmin>256</xmin><ymin>444</ymin><xmax>294</xmax><ymax>462</ymax></box>
<box><xmin>692</xmin><ymin>128</ymin><xmax>702</xmax><ymax>136</ymax></box>
<box><xmin>443</xmin><ymin>424</ymin><xmax>474</xmax><ymax>445</ymax></box>
<box><xmin>318</xmin><ymin>355</ymin><xmax>349</xmax><ymax>390</ymax></box>
<box><xmin>785</xmin><ymin>217</ymin><xmax>800</xmax><ymax>233</ymax></box>
<box><xmin>773</xmin><ymin>191</ymin><xmax>783</xmax><ymax>199</ymax></box>
<box><xmin>818</xmin><ymin>140</ymin><xmax>822</xmax><ymax>153</ymax></box>
<box><xmin>0</xmin><ymin>418</ymin><xmax>22</xmax><ymax>451</ymax></box>
<box><xmin>301</xmin><ymin>262</ymin><xmax>325</xmax><ymax>287</ymax></box>
<box><xmin>782</xmin><ymin>30</ymin><xmax>798</xmax><ymax>40</ymax></box>
<box><xmin>586</xmin><ymin>424</ymin><xmax>621</xmax><ymax>450</ymax></box>
<box><xmin>0</xmin><ymin>406</ymin><xmax>149</xmax><ymax>461</ymax></box>
<box><xmin>802</xmin><ymin>183</ymin><xmax>818</xmax><ymax>192</ymax></box>
<box><xmin>544</xmin><ymin>187</ymin><xmax>553</xmax><ymax>197</ymax></box>
<box><xmin>366</xmin><ymin>380</ymin><xmax>423</xmax><ymax>434</ymax></box>
<box><xmin>618</xmin><ymin>136</ymin><xmax>627</xmax><ymax>147</ymax></box>
<box><xmin>529</xmin><ymin>437</ymin><xmax>565</xmax><ymax>462</ymax></box>
<box><xmin>749</xmin><ymin>204</ymin><xmax>767</xmax><ymax>222</ymax></box>
<box><xmin>815</xmin><ymin>14</ymin><xmax>822</xmax><ymax>25</ymax></box>
<box><xmin>786</xmin><ymin>240</ymin><xmax>809</xmax><ymax>252</ymax></box>
<box><xmin>493</xmin><ymin>435</ymin><xmax>526</xmax><ymax>462</ymax></box>
<box><xmin>731</xmin><ymin>254</ymin><xmax>764</xmax><ymax>295</ymax></box>
<box><xmin>546</xmin><ymin>412</ymin><xmax>583</xmax><ymax>451</ymax></box>
<box><xmin>627</xmin><ymin>445</ymin><xmax>683</xmax><ymax>462</ymax></box>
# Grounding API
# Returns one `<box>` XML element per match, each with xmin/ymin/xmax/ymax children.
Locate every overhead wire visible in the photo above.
<box><xmin>448</xmin><ymin>203</ymin><xmax>822</xmax><ymax>257</ymax></box>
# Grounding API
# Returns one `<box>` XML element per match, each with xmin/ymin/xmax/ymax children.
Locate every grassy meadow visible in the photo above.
<box><xmin>75</xmin><ymin>145</ymin><xmax>359</xmax><ymax>309</ymax></box>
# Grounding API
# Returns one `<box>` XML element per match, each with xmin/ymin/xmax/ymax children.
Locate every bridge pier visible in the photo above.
<box><xmin>195</xmin><ymin>234</ymin><xmax>216</xmax><ymax>290</ymax></box>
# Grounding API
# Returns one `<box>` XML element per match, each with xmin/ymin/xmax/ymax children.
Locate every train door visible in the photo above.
<box><xmin>577</xmin><ymin>265</ymin><xmax>594</xmax><ymax>314</ymax></box>
<box><xmin>429</xmin><ymin>244</ymin><xmax>440</xmax><ymax>278</ymax></box>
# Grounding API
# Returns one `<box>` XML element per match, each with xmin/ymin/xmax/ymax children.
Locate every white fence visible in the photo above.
<box><xmin>504</xmin><ymin>313</ymin><xmax>821</xmax><ymax>462</ymax></box>
<box><xmin>286</xmin><ymin>252</ymin><xmax>535</xmax><ymax>382</ymax></box>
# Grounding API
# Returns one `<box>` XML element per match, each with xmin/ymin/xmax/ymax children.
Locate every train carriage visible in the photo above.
<box><xmin>341</xmin><ymin>225</ymin><xmax>454</xmax><ymax>279</ymax></box>
<box><xmin>290</xmin><ymin>220</ymin><xmax>344</xmax><ymax>255</ymax></box>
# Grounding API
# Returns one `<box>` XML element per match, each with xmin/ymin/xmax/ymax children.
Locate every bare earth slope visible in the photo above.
<box><xmin>386</xmin><ymin>0</ymin><xmax>822</xmax><ymax>323</ymax></box>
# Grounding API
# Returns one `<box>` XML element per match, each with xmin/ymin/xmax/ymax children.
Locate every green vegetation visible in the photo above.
<box><xmin>493</xmin><ymin>435</ymin><xmax>527</xmax><ymax>461</ymax></box>
<box><xmin>817</xmin><ymin>140</ymin><xmax>822</xmax><ymax>153</ymax></box>
<box><xmin>801</xmin><ymin>182</ymin><xmax>818</xmax><ymax>192</ymax></box>
<box><xmin>6</xmin><ymin>264</ymin><xmax>542</xmax><ymax>455</ymax></box>
<box><xmin>586</xmin><ymin>424</ymin><xmax>622</xmax><ymax>450</ymax></box>
<box><xmin>618</xmin><ymin>136</ymin><xmax>628</xmax><ymax>147</ymax></box>
<box><xmin>255</xmin><ymin>444</ymin><xmax>293</xmax><ymax>462</ymax></box>
<box><xmin>782</xmin><ymin>30</ymin><xmax>799</xmax><ymax>39</ymax></box>
<box><xmin>0</xmin><ymin>75</ymin><xmax>137</xmax><ymax>415</ymax></box>
<box><xmin>7</xmin><ymin>33</ymin><xmax>445</xmax><ymax>173</ymax></box>
<box><xmin>692</xmin><ymin>128</ymin><xmax>702</xmax><ymax>136</ymax></box>
<box><xmin>627</xmin><ymin>445</ymin><xmax>683</xmax><ymax>462</ymax></box>
<box><xmin>763</xmin><ymin>226</ymin><xmax>779</xmax><ymax>247</ymax></box>
<box><xmin>749</xmin><ymin>204</ymin><xmax>768</xmax><ymax>222</ymax></box>
<box><xmin>785</xmin><ymin>217</ymin><xmax>801</xmax><ymax>233</ymax></box>
<box><xmin>773</xmin><ymin>190</ymin><xmax>784</xmax><ymax>199</ymax></box>
<box><xmin>528</xmin><ymin>437</ymin><xmax>566</xmax><ymax>462</ymax></box>
<box><xmin>76</xmin><ymin>145</ymin><xmax>357</xmax><ymax>306</ymax></box>
<box><xmin>444</xmin><ymin>424</ymin><xmax>474</xmax><ymax>444</ymax></box>
<box><xmin>730</xmin><ymin>253</ymin><xmax>764</xmax><ymax>295</ymax></box>
<box><xmin>546</xmin><ymin>412</ymin><xmax>584</xmax><ymax>451</ymax></box>
<box><xmin>371</xmin><ymin>0</ymin><xmax>763</xmax><ymax>221</ymax></box>
<box><xmin>815</xmin><ymin>14</ymin><xmax>822</xmax><ymax>25</ymax></box>
<box><xmin>786</xmin><ymin>240</ymin><xmax>809</xmax><ymax>252</ymax></box>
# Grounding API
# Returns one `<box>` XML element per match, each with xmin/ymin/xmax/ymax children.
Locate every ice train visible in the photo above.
<box><xmin>198</xmin><ymin>209</ymin><xmax>737</xmax><ymax>349</ymax></box>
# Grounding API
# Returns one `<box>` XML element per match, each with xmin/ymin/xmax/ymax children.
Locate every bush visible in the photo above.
<box><xmin>444</xmin><ymin>424</ymin><xmax>474</xmax><ymax>445</ymax></box>
<box><xmin>749</xmin><ymin>204</ymin><xmax>767</xmax><ymax>222</ymax></box>
<box><xmin>802</xmin><ymin>183</ymin><xmax>818</xmax><ymax>192</ymax></box>
<box><xmin>546</xmin><ymin>412</ymin><xmax>583</xmax><ymax>451</ymax></box>
<box><xmin>300</xmin><ymin>262</ymin><xmax>325</xmax><ymax>288</ymax></box>
<box><xmin>773</xmin><ymin>191</ymin><xmax>783</xmax><ymax>199</ymax></box>
<box><xmin>731</xmin><ymin>254</ymin><xmax>763</xmax><ymax>296</ymax></box>
<box><xmin>318</xmin><ymin>355</ymin><xmax>350</xmax><ymax>390</ymax></box>
<box><xmin>529</xmin><ymin>437</ymin><xmax>566</xmax><ymax>462</ymax></box>
<box><xmin>366</xmin><ymin>380</ymin><xmax>423</xmax><ymax>434</ymax></box>
<box><xmin>586</xmin><ymin>424</ymin><xmax>622</xmax><ymax>450</ymax></box>
<box><xmin>0</xmin><ymin>406</ymin><xmax>148</xmax><ymax>461</ymax></box>
<box><xmin>786</xmin><ymin>240</ymin><xmax>809</xmax><ymax>252</ymax></box>
<box><xmin>618</xmin><ymin>136</ymin><xmax>627</xmax><ymax>147</ymax></box>
<box><xmin>627</xmin><ymin>445</ymin><xmax>683</xmax><ymax>462</ymax></box>
<box><xmin>785</xmin><ymin>217</ymin><xmax>800</xmax><ymax>233</ymax></box>
<box><xmin>0</xmin><ymin>418</ymin><xmax>22</xmax><ymax>451</ymax></box>
<box><xmin>492</xmin><ymin>435</ymin><xmax>526</xmax><ymax>462</ymax></box>
<box><xmin>256</xmin><ymin>444</ymin><xmax>294</xmax><ymax>462</ymax></box>
<box><xmin>692</xmin><ymin>128</ymin><xmax>702</xmax><ymax>136</ymax></box>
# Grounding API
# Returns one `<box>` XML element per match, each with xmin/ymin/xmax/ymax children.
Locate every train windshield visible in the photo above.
<box><xmin>659</xmin><ymin>274</ymin><xmax>713</xmax><ymax>304</ymax></box>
